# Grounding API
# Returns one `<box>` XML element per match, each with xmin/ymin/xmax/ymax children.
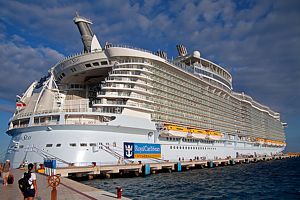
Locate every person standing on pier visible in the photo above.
<box><xmin>0</xmin><ymin>162</ymin><xmax>3</xmax><ymax>177</ymax></box>
<box><xmin>2</xmin><ymin>160</ymin><xmax>11</xmax><ymax>186</ymax></box>
<box><xmin>21</xmin><ymin>163</ymin><xmax>38</xmax><ymax>200</ymax></box>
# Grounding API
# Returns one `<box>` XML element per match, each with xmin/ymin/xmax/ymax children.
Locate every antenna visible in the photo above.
<box><xmin>176</xmin><ymin>44</ymin><xmax>188</xmax><ymax>57</ymax></box>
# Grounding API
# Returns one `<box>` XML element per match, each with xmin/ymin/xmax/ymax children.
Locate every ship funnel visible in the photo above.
<box><xmin>176</xmin><ymin>44</ymin><xmax>188</xmax><ymax>57</ymax></box>
<box><xmin>73</xmin><ymin>13</ymin><xmax>102</xmax><ymax>52</ymax></box>
<box><xmin>156</xmin><ymin>50</ymin><xmax>167</xmax><ymax>59</ymax></box>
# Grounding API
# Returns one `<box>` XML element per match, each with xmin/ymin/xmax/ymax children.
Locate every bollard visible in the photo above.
<box><xmin>105</xmin><ymin>173</ymin><xmax>111</xmax><ymax>179</ymax></box>
<box><xmin>116</xmin><ymin>187</ymin><xmax>123</xmax><ymax>199</ymax></box>
<box><xmin>208</xmin><ymin>161</ymin><xmax>214</xmax><ymax>168</ymax></box>
<box><xmin>143</xmin><ymin>164</ymin><xmax>151</xmax><ymax>176</ymax></box>
<box><xmin>230</xmin><ymin>159</ymin><xmax>235</xmax><ymax>165</ymax></box>
<box><xmin>51</xmin><ymin>188</ymin><xmax>57</xmax><ymax>200</ymax></box>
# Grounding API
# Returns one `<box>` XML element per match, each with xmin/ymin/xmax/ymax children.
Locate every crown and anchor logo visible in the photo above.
<box><xmin>124</xmin><ymin>143</ymin><xmax>134</xmax><ymax>158</ymax></box>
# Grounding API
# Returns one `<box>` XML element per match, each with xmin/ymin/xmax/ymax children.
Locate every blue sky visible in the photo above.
<box><xmin>0</xmin><ymin>0</ymin><xmax>299</xmax><ymax>159</ymax></box>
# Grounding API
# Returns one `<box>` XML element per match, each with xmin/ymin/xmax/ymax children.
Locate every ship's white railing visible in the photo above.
<box><xmin>105</xmin><ymin>78</ymin><xmax>152</xmax><ymax>88</ymax></box>
<box><xmin>113</xmin><ymin>65</ymin><xmax>152</xmax><ymax>72</ymax></box>
<box><xmin>97</xmin><ymin>92</ymin><xmax>152</xmax><ymax>102</ymax></box>
<box><xmin>109</xmin><ymin>44</ymin><xmax>155</xmax><ymax>55</ymax></box>
<box><xmin>165</xmin><ymin>59</ymin><xmax>232</xmax><ymax>90</ymax></box>
<box><xmin>232</xmin><ymin>92</ymin><xmax>278</xmax><ymax>117</ymax></box>
<box><xmin>31</xmin><ymin>121</ymin><xmax>60</xmax><ymax>127</ymax></box>
<box><xmin>12</xmin><ymin>124</ymin><xmax>29</xmax><ymax>129</ymax></box>
<box><xmin>12</xmin><ymin>107</ymin><xmax>117</xmax><ymax>120</ymax></box>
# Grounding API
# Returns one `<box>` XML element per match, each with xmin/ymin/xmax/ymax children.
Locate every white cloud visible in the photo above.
<box><xmin>0</xmin><ymin>34</ymin><xmax>64</xmax><ymax>100</ymax></box>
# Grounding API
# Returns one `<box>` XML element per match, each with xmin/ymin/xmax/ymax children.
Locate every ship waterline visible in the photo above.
<box><xmin>5</xmin><ymin>15</ymin><xmax>286</xmax><ymax>168</ymax></box>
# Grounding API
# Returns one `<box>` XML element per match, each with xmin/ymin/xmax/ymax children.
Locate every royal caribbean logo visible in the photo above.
<box><xmin>124</xmin><ymin>142</ymin><xmax>161</xmax><ymax>159</ymax></box>
<box><xmin>124</xmin><ymin>142</ymin><xmax>134</xmax><ymax>159</ymax></box>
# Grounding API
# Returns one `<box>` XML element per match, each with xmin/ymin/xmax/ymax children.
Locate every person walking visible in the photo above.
<box><xmin>2</xmin><ymin>160</ymin><xmax>10</xmax><ymax>186</ymax></box>
<box><xmin>22</xmin><ymin>163</ymin><xmax>38</xmax><ymax>200</ymax></box>
<box><xmin>0</xmin><ymin>162</ymin><xmax>3</xmax><ymax>177</ymax></box>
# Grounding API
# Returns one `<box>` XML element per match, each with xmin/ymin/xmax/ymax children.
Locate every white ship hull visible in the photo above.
<box><xmin>6</xmin><ymin>124</ymin><xmax>284</xmax><ymax>168</ymax></box>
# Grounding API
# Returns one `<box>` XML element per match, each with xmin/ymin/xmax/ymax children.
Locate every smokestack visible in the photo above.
<box><xmin>176</xmin><ymin>44</ymin><xmax>188</xmax><ymax>57</ymax></box>
<box><xmin>73</xmin><ymin>13</ymin><xmax>101</xmax><ymax>52</ymax></box>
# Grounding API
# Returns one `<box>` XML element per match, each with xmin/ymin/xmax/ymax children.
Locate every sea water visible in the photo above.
<box><xmin>81</xmin><ymin>158</ymin><xmax>300</xmax><ymax>199</ymax></box>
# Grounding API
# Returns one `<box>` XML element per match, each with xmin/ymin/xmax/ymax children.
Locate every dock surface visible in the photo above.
<box><xmin>0</xmin><ymin>169</ymin><xmax>130</xmax><ymax>200</ymax></box>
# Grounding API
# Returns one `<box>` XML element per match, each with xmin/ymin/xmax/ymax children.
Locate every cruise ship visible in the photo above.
<box><xmin>5</xmin><ymin>15</ymin><xmax>287</xmax><ymax>168</ymax></box>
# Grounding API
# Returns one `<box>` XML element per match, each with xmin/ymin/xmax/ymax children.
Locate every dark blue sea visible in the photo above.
<box><xmin>81</xmin><ymin>158</ymin><xmax>300</xmax><ymax>199</ymax></box>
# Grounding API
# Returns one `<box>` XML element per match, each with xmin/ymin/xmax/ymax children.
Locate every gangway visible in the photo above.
<box><xmin>25</xmin><ymin>146</ymin><xmax>72</xmax><ymax>165</ymax></box>
<box><xmin>97</xmin><ymin>144</ymin><xmax>134</xmax><ymax>164</ymax></box>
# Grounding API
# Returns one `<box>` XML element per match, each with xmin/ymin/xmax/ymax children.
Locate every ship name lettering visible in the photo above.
<box><xmin>23</xmin><ymin>135</ymin><xmax>31</xmax><ymax>140</ymax></box>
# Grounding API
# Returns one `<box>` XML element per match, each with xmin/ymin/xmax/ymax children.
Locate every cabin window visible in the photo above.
<box><xmin>80</xmin><ymin>143</ymin><xmax>87</xmax><ymax>147</ymax></box>
<box><xmin>56</xmin><ymin>144</ymin><xmax>61</xmax><ymax>147</ymax></box>
<box><xmin>89</xmin><ymin>143</ymin><xmax>96</xmax><ymax>147</ymax></box>
<box><xmin>69</xmin><ymin>143</ymin><xmax>76</xmax><ymax>147</ymax></box>
<box><xmin>85</xmin><ymin>63</ymin><xmax>92</xmax><ymax>68</ymax></box>
<box><xmin>19</xmin><ymin>145</ymin><xmax>24</xmax><ymax>149</ymax></box>
<box><xmin>46</xmin><ymin>144</ymin><xmax>53</xmax><ymax>147</ymax></box>
<box><xmin>93</xmin><ymin>62</ymin><xmax>99</xmax><ymax>66</ymax></box>
<box><xmin>100</xmin><ymin>61</ymin><xmax>108</xmax><ymax>65</ymax></box>
<box><xmin>70</xmin><ymin>68</ymin><xmax>77</xmax><ymax>72</ymax></box>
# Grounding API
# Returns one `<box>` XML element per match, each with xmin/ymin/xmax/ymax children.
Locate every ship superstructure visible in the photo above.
<box><xmin>5</xmin><ymin>15</ymin><xmax>286</xmax><ymax>168</ymax></box>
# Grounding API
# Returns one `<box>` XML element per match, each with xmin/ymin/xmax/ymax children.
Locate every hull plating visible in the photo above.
<box><xmin>5</xmin><ymin>126</ymin><xmax>284</xmax><ymax>168</ymax></box>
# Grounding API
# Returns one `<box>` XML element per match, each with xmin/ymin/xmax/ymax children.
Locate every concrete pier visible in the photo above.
<box><xmin>0</xmin><ymin>169</ymin><xmax>130</xmax><ymax>200</ymax></box>
<box><xmin>54</xmin><ymin>155</ymin><xmax>298</xmax><ymax>178</ymax></box>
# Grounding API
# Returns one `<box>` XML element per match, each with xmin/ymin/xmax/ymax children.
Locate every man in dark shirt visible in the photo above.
<box><xmin>22</xmin><ymin>163</ymin><xmax>38</xmax><ymax>200</ymax></box>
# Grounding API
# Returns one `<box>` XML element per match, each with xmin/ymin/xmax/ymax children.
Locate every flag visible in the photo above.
<box><xmin>16</xmin><ymin>101</ymin><xmax>26</xmax><ymax>107</ymax></box>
